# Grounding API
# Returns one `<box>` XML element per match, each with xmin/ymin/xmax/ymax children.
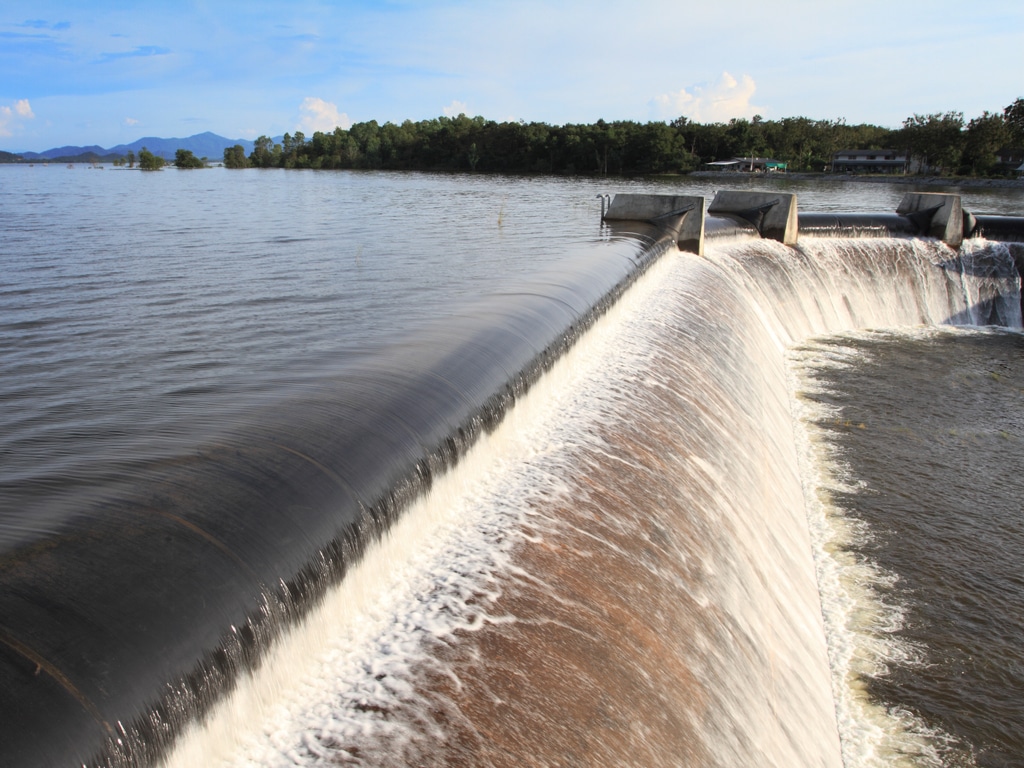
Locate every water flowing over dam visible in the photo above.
<box><xmin>1</xmin><ymin>171</ymin><xmax>1022</xmax><ymax>767</ymax></box>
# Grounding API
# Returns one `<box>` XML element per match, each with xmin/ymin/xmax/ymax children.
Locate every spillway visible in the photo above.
<box><xmin>1</xmin><ymin>183</ymin><xmax>1021</xmax><ymax>767</ymax></box>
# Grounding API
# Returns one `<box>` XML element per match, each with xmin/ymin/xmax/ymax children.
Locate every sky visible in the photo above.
<box><xmin>1</xmin><ymin>0</ymin><xmax>1022</xmax><ymax>152</ymax></box>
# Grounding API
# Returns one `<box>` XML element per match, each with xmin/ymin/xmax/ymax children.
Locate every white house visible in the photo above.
<box><xmin>831</xmin><ymin>149</ymin><xmax>908</xmax><ymax>174</ymax></box>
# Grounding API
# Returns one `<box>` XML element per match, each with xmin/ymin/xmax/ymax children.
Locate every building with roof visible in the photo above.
<box><xmin>831</xmin><ymin>149</ymin><xmax>908</xmax><ymax>174</ymax></box>
<box><xmin>994</xmin><ymin>148</ymin><xmax>1024</xmax><ymax>175</ymax></box>
<box><xmin>704</xmin><ymin>157</ymin><xmax>788</xmax><ymax>173</ymax></box>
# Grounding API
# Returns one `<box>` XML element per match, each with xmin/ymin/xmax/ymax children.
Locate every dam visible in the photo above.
<box><xmin>0</xmin><ymin>168</ymin><xmax>1022</xmax><ymax>767</ymax></box>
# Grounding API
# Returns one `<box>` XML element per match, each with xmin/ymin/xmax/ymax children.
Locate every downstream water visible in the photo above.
<box><xmin>0</xmin><ymin>165</ymin><xmax>1022</xmax><ymax>767</ymax></box>
<box><xmin>793</xmin><ymin>328</ymin><xmax>1024</xmax><ymax>768</ymax></box>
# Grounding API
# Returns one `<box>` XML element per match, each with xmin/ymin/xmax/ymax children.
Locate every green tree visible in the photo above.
<box><xmin>1003</xmin><ymin>98</ymin><xmax>1024</xmax><ymax>145</ymax></box>
<box><xmin>961</xmin><ymin>112</ymin><xmax>1010</xmax><ymax>175</ymax></box>
<box><xmin>223</xmin><ymin>144</ymin><xmax>250</xmax><ymax>168</ymax></box>
<box><xmin>219</xmin><ymin>106</ymin><xmax>1015</xmax><ymax>178</ymax></box>
<box><xmin>280</xmin><ymin>132</ymin><xmax>308</xmax><ymax>167</ymax></box>
<box><xmin>138</xmin><ymin>147</ymin><xmax>164</xmax><ymax>170</ymax></box>
<box><xmin>349</xmin><ymin>121</ymin><xmax>382</xmax><ymax>168</ymax></box>
<box><xmin>898</xmin><ymin>112</ymin><xmax>964</xmax><ymax>174</ymax></box>
<box><xmin>174</xmin><ymin>148</ymin><xmax>205</xmax><ymax>169</ymax></box>
<box><xmin>249</xmin><ymin>135</ymin><xmax>275</xmax><ymax>167</ymax></box>
<box><xmin>310</xmin><ymin>130</ymin><xmax>334</xmax><ymax>164</ymax></box>
<box><xmin>126</xmin><ymin>150</ymin><xmax>136</xmax><ymax>168</ymax></box>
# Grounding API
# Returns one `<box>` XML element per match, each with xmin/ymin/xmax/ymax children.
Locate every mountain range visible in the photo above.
<box><xmin>13</xmin><ymin>132</ymin><xmax>267</xmax><ymax>162</ymax></box>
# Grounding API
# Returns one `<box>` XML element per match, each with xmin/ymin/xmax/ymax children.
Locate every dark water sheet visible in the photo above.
<box><xmin>805</xmin><ymin>329</ymin><xmax>1024</xmax><ymax>767</ymax></box>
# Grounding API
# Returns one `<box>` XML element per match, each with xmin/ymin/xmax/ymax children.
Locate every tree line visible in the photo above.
<box><xmin>112</xmin><ymin>147</ymin><xmax>198</xmax><ymax>170</ymax></box>
<box><xmin>220</xmin><ymin>99</ymin><xmax>1024</xmax><ymax>178</ymax></box>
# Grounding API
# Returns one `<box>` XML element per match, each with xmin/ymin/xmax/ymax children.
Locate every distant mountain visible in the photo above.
<box><xmin>33</xmin><ymin>144</ymin><xmax>109</xmax><ymax>159</ymax></box>
<box><xmin>19</xmin><ymin>132</ymin><xmax>259</xmax><ymax>162</ymax></box>
<box><xmin>42</xmin><ymin>153</ymin><xmax>126</xmax><ymax>164</ymax></box>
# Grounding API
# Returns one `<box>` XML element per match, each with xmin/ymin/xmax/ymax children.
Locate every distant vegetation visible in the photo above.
<box><xmin>229</xmin><ymin>98</ymin><xmax>1024</xmax><ymax>178</ymax></box>
<box><xmin>3</xmin><ymin>150</ymin><xmax>124</xmax><ymax>163</ymax></box>
<box><xmin>222</xmin><ymin>144</ymin><xmax>250</xmax><ymax>169</ymax></box>
<box><xmin>6</xmin><ymin>99</ymin><xmax>1023</xmax><ymax>177</ymax></box>
<box><xmin>174</xmin><ymin>149</ymin><xmax>206</xmax><ymax>168</ymax></box>
<box><xmin>113</xmin><ymin>150</ymin><xmax>135</xmax><ymax>168</ymax></box>
<box><xmin>138</xmin><ymin>147</ymin><xmax>165</xmax><ymax>171</ymax></box>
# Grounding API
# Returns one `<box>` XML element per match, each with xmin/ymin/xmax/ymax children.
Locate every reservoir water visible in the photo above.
<box><xmin>0</xmin><ymin>165</ymin><xmax>1022</xmax><ymax>766</ymax></box>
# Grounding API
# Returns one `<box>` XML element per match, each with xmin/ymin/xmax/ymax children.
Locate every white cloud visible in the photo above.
<box><xmin>124</xmin><ymin>117</ymin><xmax>140</xmax><ymax>126</ymax></box>
<box><xmin>653</xmin><ymin>72</ymin><xmax>765</xmax><ymax>122</ymax></box>
<box><xmin>296</xmin><ymin>97</ymin><xmax>351</xmax><ymax>133</ymax></box>
<box><xmin>0</xmin><ymin>99</ymin><xmax>35</xmax><ymax>137</ymax></box>
<box><xmin>442</xmin><ymin>100</ymin><xmax>469</xmax><ymax>117</ymax></box>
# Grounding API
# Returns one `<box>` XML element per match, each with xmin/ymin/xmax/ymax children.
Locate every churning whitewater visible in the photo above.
<box><xmin>161</xmin><ymin>233</ymin><xmax>1020</xmax><ymax>767</ymax></box>
<box><xmin>793</xmin><ymin>325</ymin><xmax>1024</xmax><ymax>768</ymax></box>
<box><xmin>164</xmin><ymin>246</ymin><xmax>843</xmax><ymax>767</ymax></box>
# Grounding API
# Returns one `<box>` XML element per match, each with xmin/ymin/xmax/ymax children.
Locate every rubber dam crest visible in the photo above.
<box><xmin>1</xmin><ymin>182</ymin><xmax>1021</xmax><ymax>766</ymax></box>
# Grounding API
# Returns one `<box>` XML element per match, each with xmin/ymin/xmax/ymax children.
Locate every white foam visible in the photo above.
<box><xmin>789</xmin><ymin>336</ymin><xmax>944</xmax><ymax>768</ymax></box>
<box><xmin>161</xmin><ymin>235</ymin><xmax>1020</xmax><ymax>767</ymax></box>
<box><xmin>161</xmin><ymin>250</ymin><xmax>682</xmax><ymax>768</ymax></box>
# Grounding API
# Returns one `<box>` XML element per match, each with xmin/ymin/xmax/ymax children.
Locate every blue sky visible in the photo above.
<box><xmin>2</xmin><ymin>0</ymin><xmax>1022</xmax><ymax>152</ymax></box>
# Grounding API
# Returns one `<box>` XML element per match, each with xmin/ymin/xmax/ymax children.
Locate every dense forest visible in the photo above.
<box><xmin>6</xmin><ymin>100</ymin><xmax>1021</xmax><ymax>176</ymax></box>
<box><xmin>222</xmin><ymin>98</ymin><xmax>1024</xmax><ymax>178</ymax></box>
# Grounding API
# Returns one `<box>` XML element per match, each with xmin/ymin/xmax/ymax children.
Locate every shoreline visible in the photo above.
<box><xmin>687</xmin><ymin>170</ymin><xmax>1024</xmax><ymax>190</ymax></box>
<box><xmin>6</xmin><ymin>160</ymin><xmax>1024</xmax><ymax>191</ymax></box>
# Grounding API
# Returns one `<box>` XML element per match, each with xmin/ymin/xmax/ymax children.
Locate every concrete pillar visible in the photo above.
<box><xmin>707</xmin><ymin>191</ymin><xmax>799</xmax><ymax>245</ymax></box>
<box><xmin>896</xmin><ymin>193</ymin><xmax>963</xmax><ymax>248</ymax></box>
<box><xmin>603</xmin><ymin>193</ymin><xmax>706</xmax><ymax>255</ymax></box>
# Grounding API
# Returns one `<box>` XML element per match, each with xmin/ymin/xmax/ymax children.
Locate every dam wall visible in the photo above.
<box><xmin>160</xmin><ymin>226</ymin><xmax>1021</xmax><ymax>768</ymax></box>
<box><xmin>605</xmin><ymin>189</ymin><xmax>1024</xmax><ymax>319</ymax></box>
<box><xmin>605</xmin><ymin>190</ymin><xmax>1024</xmax><ymax>254</ymax></box>
<box><xmin>0</xmin><ymin>230</ymin><xmax>676</xmax><ymax>767</ymax></box>
<box><xmin>2</xmin><ymin>186</ymin><xmax>1021</xmax><ymax>766</ymax></box>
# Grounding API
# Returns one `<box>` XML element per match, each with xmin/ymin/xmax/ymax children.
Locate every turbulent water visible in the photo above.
<box><xmin>167</xmin><ymin>247</ymin><xmax>845</xmax><ymax>767</ymax></box>
<box><xmin>1</xmin><ymin>165</ymin><xmax>1022</xmax><ymax>767</ymax></box>
<box><xmin>793</xmin><ymin>328</ymin><xmax>1024</xmax><ymax>768</ymax></box>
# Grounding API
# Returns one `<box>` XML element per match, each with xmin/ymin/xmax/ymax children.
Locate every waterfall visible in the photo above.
<box><xmin>158</xmin><ymin>236</ymin><xmax>1019</xmax><ymax>767</ymax></box>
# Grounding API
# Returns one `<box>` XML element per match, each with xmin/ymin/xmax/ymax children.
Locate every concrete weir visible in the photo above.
<box><xmin>602</xmin><ymin>193</ymin><xmax>707</xmax><ymax>255</ymax></box>
<box><xmin>603</xmin><ymin>190</ymin><xmax>1024</xmax><ymax>251</ymax></box>
<box><xmin>603</xmin><ymin>189</ymin><xmax>1024</xmax><ymax>321</ymax></box>
<box><xmin>708</xmin><ymin>190</ymin><xmax>799</xmax><ymax>245</ymax></box>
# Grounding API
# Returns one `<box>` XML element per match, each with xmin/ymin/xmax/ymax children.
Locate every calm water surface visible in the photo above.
<box><xmin>2</xmin><ymin>167</ymin><xmax>633</xmax><ymax>544</ymax></box>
